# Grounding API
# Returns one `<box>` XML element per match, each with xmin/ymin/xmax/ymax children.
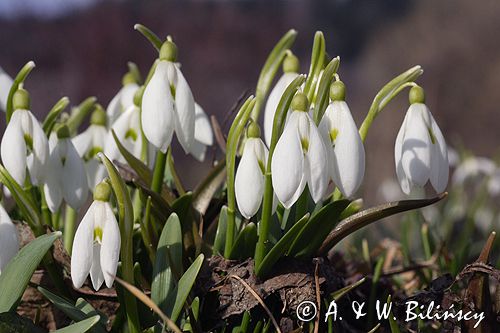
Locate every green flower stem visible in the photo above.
<box><xmin>63</xmin><ymin>206</ymin><xmax>77</xmax><ymax>255</ymax></box>
<box><xmin>358</xmin><ymin>66</ymin><xmax>423</xmax><ymax>142</ymax></box>
<box><xmin>151</xmin><ymin>150</ymin><xmax>167</xmax><ymax>194</ymax></box>
<box><xmin>295</xmin><ymin>186</ymin><xmax>309</xmax><ymax>222</ymax></box>
<box><xmin>167</xmin><ymin>147</ymin><xmax>185</xmax><ymax>195</ymax></box>
<box><xmin>224</xmin><ymin>97</ymin><xmax>256</xmax><ymax>258</ymax></box>
<box><xmin>6</xmin><ymin>61</ymin><xmax>36</xmax><ymax>123</ymax></box>
<box><xmin>255</xmin><ymin>75</ymin><xmax>305</xmax><ymax>275</ymax></box>
<box><xmin>40</xmin><ymin>189</ymin><xmax>53</xmax><ymax>228</ymax></box>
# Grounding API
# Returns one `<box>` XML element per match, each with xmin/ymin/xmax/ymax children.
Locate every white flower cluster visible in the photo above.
<box><xmin>0</xmin><ymin>47</ymin><xmax>213</xmax><ymax>290</ymax></box>
<box><xmin>234</xmin><ymin>57</ymin><xmax>449</xmax><ymax>219</ymax></box>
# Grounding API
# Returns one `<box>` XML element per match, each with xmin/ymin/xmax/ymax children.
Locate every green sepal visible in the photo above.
<box><xmin>134</xmin><ymin>24</ymin><xmax>163</xmax><ymax>51</ymax></box>
<box><xmin>303</xmin><ymin>31</ymin><xmax>325</xmax><ymax>101</ymax></box>
<box><xmin>312</xmin><ymin>57</ymin><xmax>340</xmax><ymax>124</ymax></box>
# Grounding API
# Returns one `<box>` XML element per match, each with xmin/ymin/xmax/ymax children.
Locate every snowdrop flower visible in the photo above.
<box><xmin>106</xmin><ymin>72</ymin><xmax>139</xmax><ymax>125</ymax></box>
<box><xmin>71</xmin><ymin>181</ymin><xmax>121</xmax><ymax>290</ymax></box>
<box><xmin>394</xmin><ymin>86</ymin><xmax>448</xmax><ymax>195</ymax></box>
<box><xmin>235</xmin><ymin>122</ymin><xmax>268</xmax><ymax>218</ymax></box>
<box><xmin>189</xmin><ymin>103</ymin><xmax>214</xmax><ymax>162</ymax></box>
<box><xmin>142</xmin><ymin>40</ymin><xmax>195</xmax><ymax>153</ymax></box>
<box><xmin>319</xmin><ymin>81</ymin><xmax>365</xmax><ymax>197</ymax></box>
<box><xmin>271</xmin><ymin>93</ymin><xmax>328</xmax><ymax>208</ymax></box>
<box><xmin>104</xmin><ymin>89</ymin><xmax>145</xmax><ymax>164</ymax></box>
<box><xmin>44</xmin><ymin>125</ymin><xmax>88</xmax><ymax>212</ymax></box>
<box><xmin>0</xmin><ymin>204</ymin><xmax>19</xmax><ymax>274</ymax></box>
<box><xmin>452</xmin><ymin>156</ymin><xmax>496</xmax><ymax>186</ymax></box>
<box><xmin>0</xmin><ymin>66</ymin><xmax>13</xmax><ymax>112</ymax></box>
<box><xmin>72</xmin><ymin>106</ymin><xmax>108</xmax><ymax>191</ymax></box>
<box><xmin>487</xmin><ymin>169</ymin><xmax>500</xmax><ymax>196</ymax></box>
<box><xmin>263</xmin><ymin>52</ymin><xmax>300</xmax><ymax>147</ymax></box>
<box><xmin>1</xmin><ymin>89</ymin><xmax>48</xmax><ymax>185</ymax></box>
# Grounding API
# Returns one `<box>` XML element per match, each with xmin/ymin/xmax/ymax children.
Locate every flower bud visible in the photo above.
<box><xmin>291</xmin><ymin>92</ymin><xmax>309</xmax><ymax>112</ymax></box>
<box><xmin>330</xmin><ymin>81</ymin><xmax>346</xmax><ymax>101</ymax></box>
<box><xmin>13</xmin><ymin>88</ymin><xmax>30</xmax><ymax>110</ymax></box>
<box><xmin>90</xmin><ymin>104</ymin><xmax>107</xmax><ymax>126</ymax></box>
<box><xmin>283</xmin><ymin>52</ymin><xmax>300</xmax><ymax>73</ymax></box>
<box><xmin>409</xmin><ymin>85</ymin><xmax>425</xmax><ymax>104</ymax></box>
<box><xmin>247</xmin><ymin>121</ymin><xmax>261</xmax><ymax>138</ymax></box>
<box><xmin>160</xmin><ymin>40</ymin><xmax>178</xmax><ymax>62</ymax></box>
<box><xmin>94</xmin><ymin>181</ymin><xmax>112</xmax><ymax>202</ymax></box>
<box><xmin>56</xmin><ymin>124</ymin><xmax>70</xmax><ymax>139</ymax></box>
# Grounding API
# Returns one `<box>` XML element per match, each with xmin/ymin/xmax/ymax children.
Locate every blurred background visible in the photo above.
<box><xmin>0</xmin><ymin>0</ymin><xmax>498</xmax><ymax>257</ymax></box>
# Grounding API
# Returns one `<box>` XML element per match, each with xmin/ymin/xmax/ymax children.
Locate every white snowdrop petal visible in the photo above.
<box><xmin>172</xmin><ymin>65</ymin><xmax>195</xmax><ymax>152</ymax></box>
<box><xmin>120</xmin><ymin>83</ymin><xmax>139</xmax><ymax>110</ymax></box>
<box><xmin>271</xmin><ymin>112</ymin><xmax>305</xmax><ymax>208</ymax></box>
<box><xmin>264</xmin><ymin>72</ymin><xmax>298</xmax><ymax>147</ymax></box>
<box><xmin>400</xmin><ymin>104</ymin><xmax>431</xmax><ymax>187</ymax></box>
<box><xmin>303</xmin><ymin>115</ymin><xmax>328</xmax><ymax>203</ymax></box>
<box><xmin>330</xmin><ymin>102</ymin><xmax>365</xmax><ymax>197</ymax></box>
<box><xmin>1</xmin><ymin>111</ymin><xmax>27</xmax><ymax>185</ymax></box>
<box><xmin>194</xmin><ymin>103</ymin><xmax>213</xmax><ymax>146</ymax></box>
<box><xmin>142</xmin><ymin>61</ymin><xmax>175</xmax><ymax>153</ymax></box>
<box><xmin>189</xmin><ymin>140</ymin><xmax>208</xmax><ymax>162</ymax></box>
<box><xmin>106</xmin><ymin>91</ymin><xmax>122</xmax><ymax>125</ymax></box>
<box><xmin>429</xmin><ymin>112</ymin><xmax>449</xmax><ymax>193</ymax></box>
<box><xmin>89</xmin><ymin>243</ymin><xmax>104</xmax><ymax>291</ymax></box>
<box><xmin>72</xmin><ymin>130</ymin><xmax>93</xmax><ymax>157</ymax></box>
<box><xmin>71</xmin><ymin>202</ymin><xmax>97</xmax><ymax>288</ymax></box>
<box><xmin>235</xmin><ymin>138</ymin><xmax>266</xmax><ymax>218</ymax></box>
<box><xmin>101</xmin><ymin>203</ymin><xmax>121</xmax><ymax>288</ymax></box>
<box><xmin>0</xmin><ymin>204</ymin><xmax>19</xmax><ymax>274</ymax></box>
<box><xmin>395</xmin><ymin>111</ymin><xmax>411</xmax><ymax>195</ymax></box>
<box><xmin>62</xmin><ymin>140</ymin><xmax>89</xmax><ymax>210</ymax></box>
<box><xmin>0</xmin><ymin>67</ymin><xmax>13</xmax><ymax>112</ymax></box>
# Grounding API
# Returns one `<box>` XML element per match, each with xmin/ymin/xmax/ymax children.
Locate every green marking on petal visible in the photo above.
<box><xmin>301</xmin><ymin>138</ymin><xmax>309</xmax><ymax>153</ymax></box>
<box><xmin>93</xmin><ymin>226</ymin><xmax>103</xmax><ymax>242</ymax></box>
<box><xmin>125</xmin><ymin>128</ymin><xmax>138</xmax><ymax>141</ymax></box>
<box><xmin>24</xmin><ymin>134</ymin><xmax>33</xmax><ymax>151</ymax></box>
<box><xmin>427</xmin><ymin>126</ymin><xmax>436</xmax><ymax>145</ymax></box>
<box><xmin>329</xmin><ymin>128</ymin><xmax>339</xmax><ymax>143</ymax></box>
<box><xmin>84</xmin><ymin>146</ymin><xmax>103</xmax><ymax>161</ymax></box>
<box><xmin>170</xmin><ymin>84</ymin><xmax>176</xmax><ymax>99</ymax></box>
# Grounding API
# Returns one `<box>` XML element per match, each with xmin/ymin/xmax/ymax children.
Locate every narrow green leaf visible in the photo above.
<box><xmin>165</xmin><ymin>254</ymin><xmax>204</xmax><ymax>323</ymax></box>
<box><xmin>67</xmin><ymin>97</ymin><xmax>97</xmax><ymax>135</ymax></box>
<box><xmin>134</xmin><ymin>24</ymin><xmax>163</xmax><ymax>51</ymax></box>
<box><xmin>303</xmin><ymin>31</ymin><xmax>325</xmax><ymax>100</ymax></box>
<box><xmin>192</xmin><ymin>159</ymin><xmax>226</xmax><ymax>215</ymax></box>
<box><xmin>53</xmin><ymin>315</ymin><xmax>101</xmax><ymax>333</ymax></box>
<box><xmin>229</xmin><ymin>222</ymin><xmax>258</xmax><ymax>260</ymax></box>
<box><xmin>112</xmin><ymin>130</ymin><xmax>153</xmax><ymax>185</ymax></box>
<box><xmin>387</xmin><ymin>295</ymin><xmax>401</xmax><ymax>333</ymax></box>
<box><xmin>256</xmin><ymin>213</ymin><xmax>309</xmax><ymax>277</ymax></box>
<box><xmin>288</xmin><ymin>199</ymin><xmax>350</xmax><ymax>259</ymax></box>
<box><xmin>331</xmin><ymin>277</ymin><xmax>366</xmax><ymax>301</ymax></box>
<box><xmin>151</xmin><ymin>213</ymin><xmax>183</xmax><ymax>314</ymax></box>
<box><xmin>318</xmin><ymin>193</ymin><xmax>447</xmax><ymax>255</ymax></box>
<box><xmin>42</xmin><ymin>96</ymin><xmax>70</xmax><ymax>135</ymax></box>
<box><xmin>0</xmin><ymin>232</ymin><xmax>61</xmax><ymax>312</ymax></box>
<box><xmin>213</xmin><ymin>206</ymin><xmax>228</xmax><ymax>255</ymax></box>
<box><xmin>75</xmin><ymin>298</ymin><xmax>108</xmax><ymax>328</ymax></box>
<box><xmin>252</xmin><ymin>29</ymin><xmax>298</xmax><ymax>120</ymax></box>
<box><xmin>0</xmin><ymin>164</ymin><xmax>41</xmax><ymax>230</ymax></box>
<box><xmin>312</xmin><ymin>57</ymin><xmax>340</xmax><ymax>124</ymax></box>
<box><xmin>99</xmin><ymin>153</ymin><xmax>140</xmax><ymax>332</ymax></box>
<box><xmin>6</xmin><ymin>61</ymin><xmax>35</xmax><ymax>123</ymax></box>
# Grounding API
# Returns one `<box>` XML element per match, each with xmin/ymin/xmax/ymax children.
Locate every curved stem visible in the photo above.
<box><xmin>151</xmin><ymin>150</ymin><xmax>167</xmax><ymax>194</ymax></box>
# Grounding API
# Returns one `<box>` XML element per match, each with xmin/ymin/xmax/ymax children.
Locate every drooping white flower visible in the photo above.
<box><xmin>0</xmin><ymin>204</ymin><xmax>19</xmax><ymax>274</ymax></box>
<box><xmin>142</xmin><ymin>40</ymin><xmax>195</xmax><ymax>153</ymax></box>
<box><xmin>235</xmin><ymin>123</ymin><xmax>268</xmax><ymax>219</ymax></box>
<box><xmin>263</xmin><ymin>53</ymin><xmax>300</xmax><ymax>147</ymax></box>
<box><xmin>1</xmin><ymin>89</ymin><xmax>48</xmax><ymax>185</ymax></box>
<box><xmin>319</xmin><ymin>81</ymin><xmax>365</xmax><ymax>197</ymax></box>
<box><xmin>452</xmin><ymin>157</ymin><xmax>496</xmax><ymax>186</ymax></box>
<box><xmin>394</xmin><ymin>86</ymin><xmax>448</xmax><ymax>195</ymax></box>
<box><xmin>71</xmin><ymin>181</ymin><xmax>121</xmax><ymax>290</ymax></box>
<box><xmin>106</xmin><ymin>72</ymin><xmax>139</xmax><ymax>125</ymax></box>
<box><xmin>271</xmin><ymin>93</ymin><xmax>328</xmax><ymax>208</ymax></box>
<box><xmin>72</xmin><ymin>106</ymin><xmax>108</xmax><ymax>191</ymax></box>
<box><xmin>189</xmin><ymin>103</ymin><xmax>214</xmax><ymax>162</ymax></box>
<box><xmin>0</xmin><ymin>66</ymin><xmax>13</xmax><ymax>112</ymax></box>
<box><xmin>44</xmin><ymin>125</ymin><xmax>88</xmax><ymax>212</ymax></box>
<box><xmin>104</xmin><ymin>104</ymin><xmax>144</xmax><ymax>164</ymax></box>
